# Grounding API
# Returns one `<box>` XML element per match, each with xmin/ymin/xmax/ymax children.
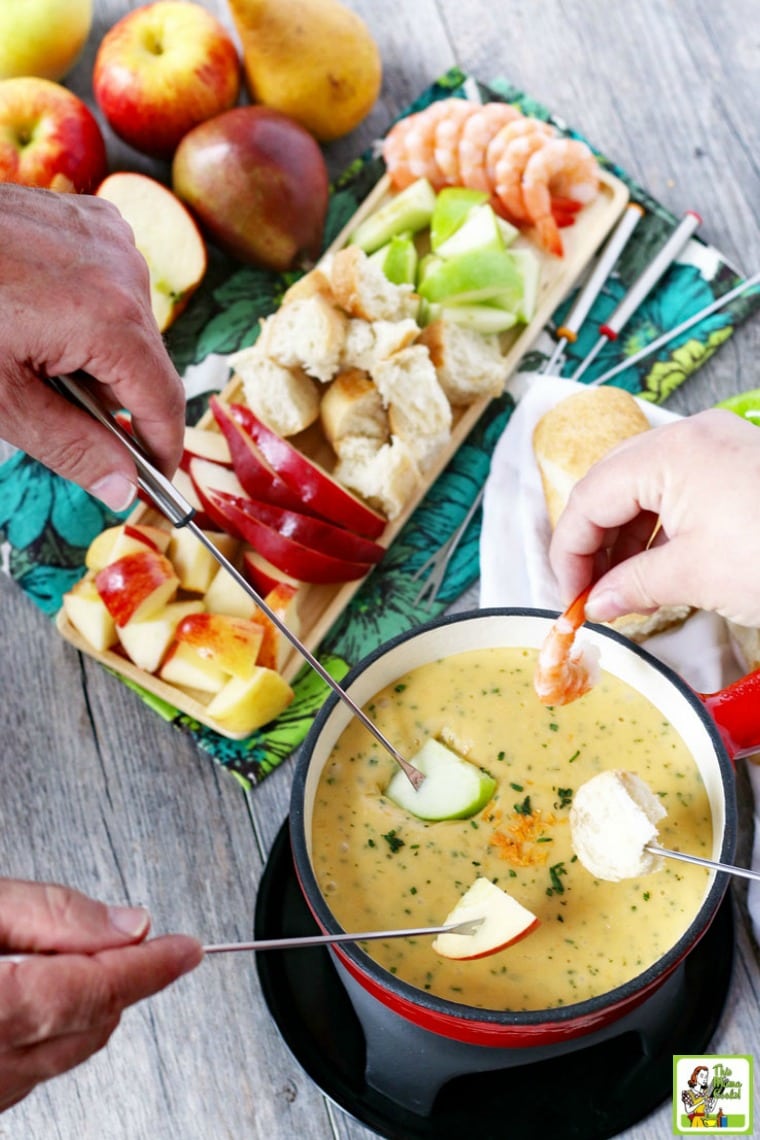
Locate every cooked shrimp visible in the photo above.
<box><xmin>533</xmin><ymin>588</ymin><xmax>600</xmax><ymax>706</ymax></box>
<box><xmin>382</xmin><ymin>100</ymin><xmax>460</xmax><ymax>190</ymax></box>
<box><xmin>458</xmin><ymin>102</ymin><xmax>524</xmax><ymax>191</ymax></box>
<box><xmin>486</xmin><ymin>119</ymin><xmax>555</xmax><ymax>222</ymax></box>
<box><xmin>382</xmin><ymin>114</ymin><xmax>420</xmax><ymax>189</ymax></box>
<box><xmin>522</xmin><ymin>138</ymin><xmax>600</xmax><ymax>255</ymax></box>
<box><xmin>434</xmin><ymin>99</ymin><xmax>480</xmax><ymax>186</ymax></box>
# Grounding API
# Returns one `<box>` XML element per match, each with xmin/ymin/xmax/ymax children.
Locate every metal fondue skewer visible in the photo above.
<box><xmin>50</xmin><ymin>372</ymin><xmax>426</xmax><ymax>791</ymax></box>
<box><xmin>646</xmin><ymin>844</ymin><xmax>760</xmax><ymax>883</ymax></box>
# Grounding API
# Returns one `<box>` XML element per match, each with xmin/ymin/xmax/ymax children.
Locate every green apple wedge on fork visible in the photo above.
<box><xmin>385</xmin><ymin>738</ymin><xmax>496</xmax><ymax>821</ymax></box>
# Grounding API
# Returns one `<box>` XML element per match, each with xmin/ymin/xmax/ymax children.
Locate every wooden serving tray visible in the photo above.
<box><xmin>56</xmin><ymin>168</ymin><xmax>629</xmax><ymax>739</ymax></box>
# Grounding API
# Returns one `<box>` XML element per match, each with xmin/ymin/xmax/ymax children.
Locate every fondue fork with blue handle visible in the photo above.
<box><xmin>49</xmin><ymin>372</ymin><xmax>426</xmax><ymax>792</ymax></box>
<box><xmin>0</xmin><ymin>919</ymin><xmax>485</xmax><ymax>963</ymax></box>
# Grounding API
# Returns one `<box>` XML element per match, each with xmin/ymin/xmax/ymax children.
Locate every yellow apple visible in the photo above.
<box><xmin>96</xmin><ymin>172</ymin><xmax>207</xmax><ymax>332</ymax></box>
<box><xmin>174</xmin><ymin>612</ymin><xmax>265</xmax><ymax>681</ymax></box>
<box><xmin>159</xmin><ymin>640</ymin><xmax>228</xmax><ymax>694</ymax></box>
<box><xmin>205</xmin><ymin>667</ymin><xmax>294</xmax><ymax>734</ymax></box>
<box><xmin>62</xmin><ymin>577</ymin><xmax>118</xmax><ymax>653</ymax></box>
<box><xmin>203</xmin><ymin>565</ymin><xmax>261</xmax><ymax>620</ymax></box>
<box><xmin>117</xmin><ymin>599</ymin><xmax>204</xmax><ymax>674</ymax></box>
<box><xmin>0</xmin><ymin>0</ymin><xmax>93</xmax><ymax>81</ymax></box>
<box><xmin>167</xmin><ymin>528</ymin><xmax>238</xmax><ymax>593</ymax></box>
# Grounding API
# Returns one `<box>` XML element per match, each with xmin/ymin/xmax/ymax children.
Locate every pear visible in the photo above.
<box><xmin>228</xmin><ymin>0</ymin><xmax>382</xmax><ymax>142</ymax></box>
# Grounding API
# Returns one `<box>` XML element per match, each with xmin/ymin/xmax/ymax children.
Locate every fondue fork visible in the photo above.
<box><xmin>645</xmin><ymin>844</ymin><xmax>760</xmax><ymax>883</ymax></box>
<box><xmin>0</xmin><ymin>919</ymin><xmax>485</xmax><ymax>963</ymax></box>
<box><xmin>49</xmin><ymin>373</ymin><xmax>426</xmax><ymax>792</ymax></box>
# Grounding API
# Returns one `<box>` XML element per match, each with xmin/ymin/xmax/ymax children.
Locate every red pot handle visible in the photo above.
<box><xmin>699</xmin><ymin>666</ymin><xmax>760</xmax><ymax>762</ymax></box>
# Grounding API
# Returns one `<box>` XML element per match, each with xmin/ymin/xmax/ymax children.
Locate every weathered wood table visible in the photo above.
<box><xmin>1</xmin><ymin>1</ymin><xmax>758</xmax><ymax>1137</ymax></box>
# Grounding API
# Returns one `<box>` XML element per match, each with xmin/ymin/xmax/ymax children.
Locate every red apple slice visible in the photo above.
<box><xmin>187</xmin><ymin>457</ymin><xmax>250</xmax><ymax>532</ymax></box>
<box><xmin>173</xmin><ymin>467</ymin><xmax>214</xmax><ymax>529</ymax></box>
<box><xmin>250</xmin><ymin>582</ymin><xmax>300</xmax><ymax>671</ymax></box>
<box><xmin>95</xmin><ymin>549</ymin><xmax>179</xmax><ymax>627</ymax></box>
<box><xmin>242</xmin><ymin>548</ymin><xmax>302</xmax><ymax>596</ymax></box>
<box><xmin>432</xmin><ymin>878</ymin><xmax>539</xmax><ymax>960</ymax></box>
<box><xmin>179</xmin><ymin>424</ymin><xmax>232</xmax><ymax>472</ymax></box>
<box><xmin>174</xmin><ymin>612</ymin><xmax>265</xmax><ymax>682</ymax></box>
<box><xmin>210</xmin><ymin>396</ymin><xmax>309</xmax><ymax>511</ymax></box>
<box><xmin>228</xmin><ymin>402</ymin><xmax>387</xmax><ymax>539</ymax></box>
<box><xmin>199</xmin><ymin>488</ymin><xmax>373</xmax><ymax>583</ymax></box>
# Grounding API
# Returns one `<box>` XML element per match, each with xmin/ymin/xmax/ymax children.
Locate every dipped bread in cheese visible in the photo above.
<box><xmin>533</xmin><ymin>387</ymin><xmax>692</xmax><ymax>642</ymax></box>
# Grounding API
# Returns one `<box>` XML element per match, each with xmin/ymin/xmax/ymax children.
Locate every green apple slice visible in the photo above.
<box><xmin>369</xmin><ymin>234</ymin><xmax>418</xmax><ymax>285</ymax></box>
<box><xmin>496</xmin><ymin>216</ymin><xmax>520</xmax><ymax>247</ymax></box>
<box><xmin>385</xmin><ymin>738</ymin><xmax>496</xmax><ymax>821</ymax></box>
<box><xmin>418</xmin><ymin>248</ymin><xmax>524</xmax><ymax>307</ymax></box>
<box><xmin>715</xmin><ymin>388</ymin><xmax>760</xmax><ymax>423</ymax></box>
<box><xmin>430</xmin><ymin>186</ymin><xmax>490</xmax><ymax>250</ymax></box>
<box><xmin>510</xmin><ymin>248</ymin><xmax>542</xmax><ymax>322</ymax></box>
<box><xmin>438</xmin><ymin>304</ymin><xmax>518</xmax><ymax>334</ymax></box>
<box><xmin>349</xmin><ymin>178</ymin><xmax>437</xmax><ymax>253</ymax></box>
<box><xmin>435</xmin><ymin>203</ymin><xmax>504</xmax><ymax>260</ymax></box>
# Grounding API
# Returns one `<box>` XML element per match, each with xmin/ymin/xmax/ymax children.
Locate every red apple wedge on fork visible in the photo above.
<box><xmin>95</xmin><ymin>549</ymin><xmax>179</xmax><ymax>627</ymax></box>
<box><xmin>432</xmin><ymin>878</ymin><xmax>539</xmax><ymax>960</ymax></box>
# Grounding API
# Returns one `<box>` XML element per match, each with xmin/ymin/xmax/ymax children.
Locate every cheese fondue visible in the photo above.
<box><xmin>311</xmin><ymin>647</ymin><xmax>712</xmax><ymax>1011</ymax></box>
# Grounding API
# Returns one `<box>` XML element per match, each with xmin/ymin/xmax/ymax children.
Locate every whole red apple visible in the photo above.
<box><xmin>93</xmin><ymin>0</ymin><xmax>241</xmax><ymax>159</ymax></box>
<box><xmin>0</xmin><ymin>77</ymin><xmax>107</xmax><ymax>193</ymax></box>
<box><xmin>172</xmin><ymin>105</ymin><xmax>329</xmax><ymax>272</ymax></box>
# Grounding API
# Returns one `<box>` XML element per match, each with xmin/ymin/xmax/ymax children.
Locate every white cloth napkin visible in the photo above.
<box><xmin>478</xmin><ymin>374</ymin><xmax>760</xmax><ymax>942</ymax></box>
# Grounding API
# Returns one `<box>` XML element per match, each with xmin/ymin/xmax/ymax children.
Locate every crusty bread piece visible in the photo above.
<box><xmin>417</xmin><ymin>319</ymin><xmax>508</xmax><ymax>404</ymax></box>
<box><xmin>320</xmin><ymin>368</ymin><xmax>389</xmax><ymax>449</ymax></box>
<box><xmin>280</xmin><ymin>267</ymin><xmax>335</xmax><ymax>306</ymax></box>
<box><xmin>533</xmin><ymin>387</ymin><xmax>650</xmax><ymax>529</ymax></box>
<box><xmin>533</xmin><ymin>387</ymin><xmax>693</xmax><ymax>642</ymax></box>
<box><xmin>570</xmin><ymin>770</ymin><xmax>667</xmax><ymax>881</ymax></box>
<box><xmin>230</xmin><ymin>344</ymin><xmax>321</xmax><ymax>436</ymax></box>
<box><xmin>340</xmin><ymin>317</ymin><xmax>419</xmax><ymax>373</ymax></box>
<box><xmin>258</xmin><ymin>294</ymin><xmax>347</xmax><ymax>383</ymax></box>
<box><xmin>330</xmin><ymin>245</ymin><xmax>419</xmax><ymax>322</ymax></box>
<box><xmin>333</xmin><ymin>434</ymin><xmax>422</xmax><ymax>520</ymax></box>
<box><xmin>372</xmin><ymin>344</ymin><xmax>452</xmax><ymax>473</ymax></box>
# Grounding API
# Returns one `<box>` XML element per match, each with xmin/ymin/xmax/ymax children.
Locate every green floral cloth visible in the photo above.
<box><xmin>2</xmin><ymin>69</ymin><xmax>758</xmax><ymax>788</ymax></box>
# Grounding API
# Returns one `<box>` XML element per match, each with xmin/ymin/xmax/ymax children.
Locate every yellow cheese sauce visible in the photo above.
<box><xmin>311</xmin><ymin>647</ymin><xmax>712</xmax><ymax>1011</ymax></box>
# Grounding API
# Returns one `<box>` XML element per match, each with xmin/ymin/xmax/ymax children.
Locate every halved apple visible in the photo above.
<box><xmin>95</xmin><ymin>549</ymin><xmax>179</xmax><ymax>627</ymax></box>
<box><xmin>432</xmin><ymin>878</ymin><xmax>539</xmax><ymax>960</ymax></box>
<box><xmin>179</xmin><ymin>425</ymin><xmax>232</xmax><ymax>472</ymax></box>
<box><xmin>227</xmin><ymin>403</ymin><xmax>387</xmax><ymax>539</ymax></box>
<box><xmin>204</xmin><ymin>667</ymin><xmax>295</xmax><ymax>735</ymax></box>
<box><xmin>96</xmin><ymin>172</ymin><xmax>207</xmax><ymax>332</ymax></box>
<box><xmin>385</xmin><ymin>738</ymin><xmax>496</xmax><ymax>821</ymax></box>
<box><xmin>117</xmin><ymin>599</ymin><xmax>204</xmax><ymax>673</ymax></box>
<box><xmin>174</xmin><ymin>612</ymin><xmax>264</xmax><ymax>681</ymax></box>
<box><xmin>62</xmin><ymin>577</ymin><xmax>118</xmax><ymax>652</ymax></box>
<box><xmin>85</xmin><ymin>523</ymin><xmax>170</xmax><ymax>572</ymax></box>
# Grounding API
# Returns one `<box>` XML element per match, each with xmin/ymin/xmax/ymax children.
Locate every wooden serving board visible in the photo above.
<box><xmin>56</xmin><ymin>168</ymin><xmax>629</xmax><ymax>739</ymax></box>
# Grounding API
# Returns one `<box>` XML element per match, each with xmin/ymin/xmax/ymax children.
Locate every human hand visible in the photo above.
<box><xmin>549</xmin><ymin>408</ymin><xmax>760</xmax><ymax>627</ymax></box>
<box><xmin>0</xmin><ymin>879</ymin><xmax>202</xmax><ymax>1112</ymax></box>
<box><xmin>0</xmin><ymin>183</ymin><xmax>186</xmax><ymax>511</ymax></box>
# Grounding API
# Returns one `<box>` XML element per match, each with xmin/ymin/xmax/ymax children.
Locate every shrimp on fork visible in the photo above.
<box><xmin>522</xmin><ymin>137</ymin><xmax>600</xmax><ymax>255</ymax></box>
<box><xmin>534</xmin><ymin>588</ymin><xmax>600</xmax><ymax>706</ymax></box>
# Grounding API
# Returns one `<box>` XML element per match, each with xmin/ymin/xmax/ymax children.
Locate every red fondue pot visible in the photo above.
<box><xmin>290</xmin><ymin>608</ymin><xmax>759</xmax><ymax>1050</ymax></box>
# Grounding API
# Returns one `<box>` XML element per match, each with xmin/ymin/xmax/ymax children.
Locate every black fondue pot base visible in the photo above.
<box><xmin>255</xmin><ymin>821</ymin><xmax>734</xmax><ymax>1140</ymax></box>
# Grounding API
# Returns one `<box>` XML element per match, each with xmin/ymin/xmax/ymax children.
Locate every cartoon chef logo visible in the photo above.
<box><xmin>673</xmin><ymin>1055</ymin><xmax>753</xmax><ymax>1134</ymax></box>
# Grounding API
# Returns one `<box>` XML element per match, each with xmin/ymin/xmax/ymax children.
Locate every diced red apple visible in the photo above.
<box><xmin>167</xmin><ymin>527</ymin><xmax>238</xmax><ymax>593</ymax></box>
<box><xmin>242</xmin><ymin>548</ymin><xmax>302</xmax><ymax>596</ymax></box>
<box><xmin>95</xmin><ymin>549</ymin><xmax>179</xmax><ymax>627</ymax></box>
<box><xmin>204</xmin><ymin>667</ymin><xmax>294</xmax><ymax>734</ymax></box>
<box><xmin>228</xmin><ymin>402</ymin><xmax>387</xmax><ymax>539</ymax></box>
<box><xmin>210</xmin><ymin>396</ymin><xmax>309</xmax><ymax>511</ymax></box>
<box><xmin>251</xmin><ymin>582</ymin><xmax>300</xmax><ymax>671</ymax></box>
<box><xmin>117</xmin><ymin>599</ymin><xmax>205</xmax><ymax>673</ymax></box>
<box><xmin>174</xmin><ymin>612</ymin><xmax>265</xmax><ymax>681</ymax></box>
<box><xmin>85</xmin><ymin>523</ymin><xmax>170</xmax><ymax>571</ymax></box>
<box><xmin>200</xmin><ymin>488</ymin><xmax>374</xmax><ymax>583</ymax></box>
<box><xmin>179</xmin><ymin>424</ymin><xmax>232</xmax><ymax>472</ymax></box>
<box><xmin>62</xmin><ymin>577</ymin><xmax>118</xmax><ymax>652</ymax></box>
<box><xmin>159</xmin><ymin>640</ymin><xmax>228</xmax><ymax>693</ymax></box>
<box><xmin>204</xmin><ymin>564</ymin><xmax>262</xmax><ymax>619</ymax></box>
<box><xmin>432</xmin><ymin>878</ymin><xmax>539</xmax><ymax>960</ymax></box>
